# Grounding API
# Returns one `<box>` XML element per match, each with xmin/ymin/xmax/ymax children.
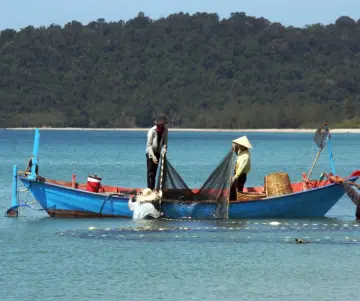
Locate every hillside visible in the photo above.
<box><xmin>0</xmin><ymin>12</ymin><xmax>360</xmax><ymax>128</ymax></box>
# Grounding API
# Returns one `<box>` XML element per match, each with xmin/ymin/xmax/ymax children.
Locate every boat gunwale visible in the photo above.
<box><xmin>18</xmin><ymin>175</ymin><xmax>133</xmax><ymax>199</ymax></box>
<box><xmin>19</xmin><ymin>174</ymin><xmax>359</xmax><ymax>205</ymax></box>
<box><xmin>230</xmin><ymin>176</ymin><xmax>358</xmax><ymax>204</ymax></box>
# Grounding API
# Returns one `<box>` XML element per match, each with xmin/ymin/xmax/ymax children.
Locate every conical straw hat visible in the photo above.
<box><xmin>142</xmin><ymin>188</ymin><xmax>152</xmax><ymax>195</ymax></box>
<box><xmin>232</xmin><ymin>136</ymin><xmax>253</xmax><ymax>149</ymax></box>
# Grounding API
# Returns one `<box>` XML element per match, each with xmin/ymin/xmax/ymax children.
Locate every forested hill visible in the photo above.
<box><xmin>1</xmin><ymin>12</ymin><xmax>360</xmax><ymax>128</ymax></box>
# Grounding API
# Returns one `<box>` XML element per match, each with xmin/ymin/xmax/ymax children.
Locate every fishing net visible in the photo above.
<box><xmin>155</xmin><ymin>149</ymin><xmax>235</xmax><ymax>218</ymax></box>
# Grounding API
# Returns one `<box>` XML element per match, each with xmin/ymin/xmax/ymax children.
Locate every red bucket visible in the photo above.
<box><xmin>86</xmin><ymin>175</ymin><xmax>102</xmax><ymax>193</ymax></box>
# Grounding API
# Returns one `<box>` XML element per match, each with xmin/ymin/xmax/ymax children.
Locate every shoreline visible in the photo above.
<box><xmin>3</xmin><ymin>127</ymin><xmax>360</xmax><ymax>133</ymax></box>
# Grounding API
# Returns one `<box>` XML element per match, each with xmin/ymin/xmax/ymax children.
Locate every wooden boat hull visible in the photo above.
<box><xmin>19</xmin><ymin>174</ymin><xmax>359</xmax><ymax>219</ymax></box>
<box><xmin>162</xmin><ymin>177</ymin><xmax>358</xmax><ymax>219</ymax></box>
<box><xmin>19</xmin><ymin>176</ymin><xmax>133</xmax><ymax>218</ymax></box>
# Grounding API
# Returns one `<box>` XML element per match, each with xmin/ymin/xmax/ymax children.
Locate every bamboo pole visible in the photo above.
<box><xmin>307</xmin><ymin>147</ymin><xmax>323</xmax><ymax>181</ymax></box>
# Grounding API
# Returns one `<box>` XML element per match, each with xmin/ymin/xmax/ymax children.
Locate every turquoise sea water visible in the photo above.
<box><xmin>1</xmin><ymin>129</ymin><xmax>360</xmax><ymax>301</ymax></box>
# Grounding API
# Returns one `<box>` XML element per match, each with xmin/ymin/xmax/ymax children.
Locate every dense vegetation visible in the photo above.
<box><xmin>1</xmin><ymin>12</ymin><xmax>360</xmax><ymax>128</ymax></box>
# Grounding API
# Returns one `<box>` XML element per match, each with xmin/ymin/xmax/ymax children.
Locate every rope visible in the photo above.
<box><xmin>25</xmin><ymin>156</ymin><xmax>33</xmax><ymax>173</ymax></box>
<box><xmin>24</xmin><ymin>156</ymin><xmax>39</xmax><ymax>176</ymax></box>
<box><xmin>98</xmin><ymin>193</ymin><xmax>128</xmax><ymax>218</ymax></box>
<box><xmin>308</xmin><ymin>141</ymin><xmax>315</xmax><ymax>175</ymax></box>
<box><xmin>4</xmin><ymin>201</ymin><xmax>50</xmax><ymax>216</ymax></box>
<box><xmin>5</xmin><ymin>178</ymin><xmax>38</xmax><ymax>216</ymax></box>
<box><xmin>21</xmin><ymin>203</ymin><xmax>51</xmax><ymax>211</ymax></box>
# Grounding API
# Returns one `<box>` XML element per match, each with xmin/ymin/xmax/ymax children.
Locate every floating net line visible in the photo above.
<box><xmin>155</xmin><ymin>149</ymin><xmax>235</xmax><ymax>219</ymax></box>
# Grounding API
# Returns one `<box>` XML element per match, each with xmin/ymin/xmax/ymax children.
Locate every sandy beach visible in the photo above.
<box><xmin>3</xmin><ymin>127</ymin><xmax>360</xmax><ymax>133</ymax></box>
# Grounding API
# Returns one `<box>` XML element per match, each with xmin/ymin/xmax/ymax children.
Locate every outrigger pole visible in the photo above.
<box><xmin>5</xmin><ymin>128</ymin><xmax>40</xmax><ymax>217</ymax></box>
<box><xmin>5</xmin><ymin>165</ymin><xmax>20</xmax><ymax>217</ymax></box>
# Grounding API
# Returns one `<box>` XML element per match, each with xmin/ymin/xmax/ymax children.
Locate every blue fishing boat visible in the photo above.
<box><xmin>5</xmin><ymin>128</ymin><xmax>360</xmax><ymax>219</ymax></box>
<box><xmin>161</xmin><ymin>178</ymin><xmax>360</xmax><ymax>219</ymax></box>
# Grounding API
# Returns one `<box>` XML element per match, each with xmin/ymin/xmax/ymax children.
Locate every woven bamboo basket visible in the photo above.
<box><xmin>236</xmin><ymin>190</ymin><xmax>267</xmax><ymax>201</ymax></box>
<box><xmin>264</xmin><ymin>172</ymin><xmax>293</xmax><ymax>197</ymax></box>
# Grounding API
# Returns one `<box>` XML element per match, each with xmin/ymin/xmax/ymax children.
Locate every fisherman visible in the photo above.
<box><xmin>128</xmin><ymin>188</ymin><xmax>162</xmax><ymax>220</ymax></box>
<box><xmin>230</xmin><ymin>136</ymin><xmax>252</xmax><ymax>200</ymax></box>
<box><xmin>145</xmin><ymin>114</ymin><xmax>168</xmax><ymax>190</ymax></box>
<box><xmin>326</xmin><ymin>174</ymin><xmax>360</xmax><ymax>220</ymax></box>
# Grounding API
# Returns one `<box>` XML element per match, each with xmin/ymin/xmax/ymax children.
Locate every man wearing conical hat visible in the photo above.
<box><xmin>230</xmin><ymin>136</ymin><xmax>252</xmax><ymax>200</ymax></box>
